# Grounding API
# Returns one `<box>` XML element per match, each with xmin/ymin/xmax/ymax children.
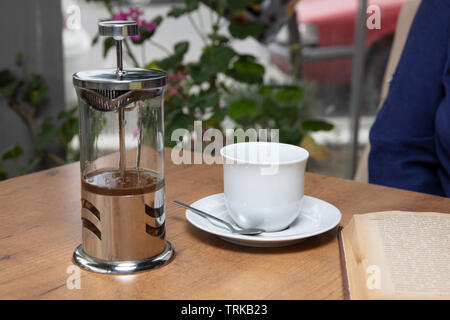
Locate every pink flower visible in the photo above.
<box><xmin>177</xmin><ymin>73</ymin><xmax>185</xmax><ymax>81</ymax></box>
<box><xmin>169</xmin><ymin>86</ymin><xmax>179</xmax><ymax>96</ymax></box>
<box><xmin>112</xmin><ymin>8</ymin><xmax>158</xmax><ymax>41</ymax></box>
<box><xmin>141</xmin><ymin>21</ymin><xmax>157</xmax><ymax>33</ymax></box>
<box><xmin>168</xmin><ymin>73</ymin><xmax>177</xmax><ymax>82</ymax></box>
<box><xmin>113</xmin><ymin>11</ymin><xmax>129</xmax><ymax>21</ymax></box>
<box><xmin>127</xmin><ymin>8</ymin><xmax>144</xmax><ymax>20</ymax></box>
<box><xmin>131</xmin><ymin>34</ymin><xmax>141</xmax><ymax>41</ymax></box>
<box><xmin>168</xmin><ymin>71</ymin><xmax>185</xmax><ymax>83</ymax></box>
<box><xmin>113</xmin><ymin>8</ymin><xmax>144</xmax><ymax>21</ymax></box>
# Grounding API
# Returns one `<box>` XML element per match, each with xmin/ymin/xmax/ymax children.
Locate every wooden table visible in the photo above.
<box><xmin>1</xmin><ymin>149</ymin><xmax>450</xmax><ymax>299</ymax></box>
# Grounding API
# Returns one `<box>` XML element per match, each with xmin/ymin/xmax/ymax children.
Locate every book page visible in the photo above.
<box><xmin>342</xmin><ymin>211</ymin><xmax>450</xmax><ymax>299</ymax></box>
<box><xmin>340</xmin><ymin>216</ymin><xmax>372</xmax><ymax>299</ymax></box>
<box><xmin>373</xmin><ymin>212</ymin><xmax>449</xmax><ymax>297</ymax></box>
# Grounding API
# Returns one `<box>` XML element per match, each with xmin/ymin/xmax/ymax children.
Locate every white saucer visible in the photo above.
<box><xmin>185</xmin><ymin>193</ymin><xmax>342</xmax><ymax>247</ymax></box>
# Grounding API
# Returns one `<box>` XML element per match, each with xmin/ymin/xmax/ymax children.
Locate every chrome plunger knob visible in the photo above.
<box><xmin>98</xmin><ymin>20</ymin><xmax>138</xmax><ymax>76</ymax></box>
<box><xmin>98</xmin><ymin>20</ymin><xmax>138</xmax><ymax>38</ymax></box>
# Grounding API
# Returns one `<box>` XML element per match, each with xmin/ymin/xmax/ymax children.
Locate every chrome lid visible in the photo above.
<box><xmin>98</xmin><ymin>20</ymin><xmax>138</xmax><ymax>38</ymax></box>
<box><xmin>72</xmin><ymin>68</ymin><xmax>167</xmax><ymax>90</ymax></box>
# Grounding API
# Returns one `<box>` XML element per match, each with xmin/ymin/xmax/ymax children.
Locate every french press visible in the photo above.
<box><xmin>72</xmin><ymin>20</ymin><xmax>173</xmax><ymax>274</ymax></box>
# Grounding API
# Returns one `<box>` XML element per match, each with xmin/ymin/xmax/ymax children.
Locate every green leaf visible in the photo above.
<box><xmin>227</xmin><ymin>0</ymin><xmax>256</xmax><ymax>12</ymax></box>
<box><xmin>35</xmin><ymin>117</ymin><xmax>57</xmax><ymax>151</ymax></box>
<box><xmin>59</xmin><ymin>117</ymin><xmax>79</xmax><ymax>147</ymax></box>
<box><xmin>301</xmin><ymin>120</ymin><xmax>334</xmax><ymax>132</ymax></box>
<box><xmin>0</xmin><ymin>69</ymin><xmax>23</xmax><ymax>98</ymax></box>
<box><xmin>0</xmin><ymin>69</ymin><xmax>15</xmax><ymax>88</ymax></box>
<box><xmin>275</xmin><ymin>87</ymin><xmax>304</xmax><ymax>103</ymax></box>
<box><xmin>171</xmin><ymin>113</ymin><xmax>191</xmax><ymax>129</ymax></box>
<box><xmin>103</xmin><ymin>37</ymin><xmax>115</xmax><ymax>58</ymax></box>
<box><xmin>183</xmin><ymin>0</ymin><xmax>199</xmax><ymax>11</ymax></box>
<box><xmin>258</xmin><ymin>85</ymin><xmax>273</xmax><ymax>95</ymax></box>
<box><xmin>156</xmin><ymin>56</ymin><xmax>181</xmax><ymax>71</ymax></box>
<box><xmin>174</xmin><ymin>41</ymin><xmax>189</xmax><ymax>56</ymax></box>
<box><xmin>233</xmin><ymin>59</ymin><xmax>264</xmax><ymax>75</ymax></box>
<box><xmin>0</xmin><ymin>79</ymin><xmax>22</xmax><ymax>98</ymax></box>
<box><xmin>167</xmin><ymin>8</ymin><xmax>187</xmax><ymax>18</ymax></box>
<box><xmin>190</xmin><ymin>46</ymin><xmax>236</xmax><ymax>84</ymax></box>
<box><xmin>92</xmin><ymin>33</ymin><xmax>99</xmax><ymax>46</ymax></box>
<box><xmin>167</xmin><ymin>8</ymin><xmax>188</xmax><ymax>18</ymax></box>
<box><xmin>189</xmin><ymin>91</ymin><xmax>220</xmax><ymax>110</ymax></box>
<box><xmin>30</xmin><ymin>85</ymin><xmax>48</xmax><ymax>106</ymax></box>
<box><xmin>201</xmin><ymin>46</ymin><xmax>235</xmax><ymax>73</ymax></box>
<box><xmin>165</xmin><ymin>111</ymin><xmax>192</xmax><ymax>147</ymax></box>
<box><xmin>226</xmin><ymin>69</ymin><xmax>263</xmax><ymax>85</ymax></box>
<box><xmin>0</xmin><ymin>163</ymin><xmax>7</xmax><ymax>181</ymax></box>
<box><xmin>229</xmin><ymin>98</ymin><xmax>260</xmax><ymax>119</ymax></box>
<box><xmin>208</xmin><ymin>33</ymin><xmax>229</xmax><ymax>44</ymax></box>
<box><xmin>2</xmin><ymin>144</ymin><xmax>23</xmax><ymax>161</ymax></box>
<box><xmin>261</xmin><ymin>97</ymin><xmax>286</xmax><ymax>121</ymax></box>
<box><xmin>165</xmin><ymin>94</ymin><xmax>184</xmax><ymax>110</ymax></box>
<box><xmin>228</xmin><ymin>21</ymin><xmax>265</xmax><ymax>40</ymax></box>
<box><xmin>189</xmin><ymin>64</ymin><xmax>210</xmax><ymax>84</ymax></box>
<box><xmin>145</xmin><ymin>60</ymin><xmax>159</xmax><ymax>69</ymax></box>
<box><xmin>165</xmin><ymin>95</ymin><xmax>188</xmax><ymax>123</ymax></box>
<box><xmin>281</xmin><ymin>106</ymin><xmax>300</xmax><ymax>120</ymax></box>
<box><xmin>154</xmin><ymin>16</ymin><xmax>163</xmax><ymax>25</ymax></box>
<box><xmin>155</xmin><ymin>41</ymin><xmax>189</xmax><ymax>71</ymax></box>
<box><xmin>206</xmin><ymin>107</ymin><xmax>228</xmax><ymax>124</ymax></box>
<box><xmin>168</xmin><ymin>0</ymin><xmax>199</xmax><ymax>18</ymax></box>
<box><xmin>226</xmin><ymin>56</ymin><xmax>265</xmax><ymax>84</ymax></box>
<box><xmin>236</xmin><ymin>54</ymin><xmax>257</xmax><ymax>62</ymax></box>
<box><xmin>18</xmin><ymin>157</ymin><xmax>40</xmax><ymax>175</ymax></box>
<box><xmin>23</xmin><ymin>74</ymin><xmax>47</xmax><ymax>106</ymax></box>
<box><xmin>279</xmin><ymin>128</ymin><xmax>304</xmax><ymax>145</ymax></box>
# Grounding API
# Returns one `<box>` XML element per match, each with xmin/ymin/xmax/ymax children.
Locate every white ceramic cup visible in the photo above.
<box><xmin>220</xmin><ymin>142</ymin><xmax>309</xmax><ymax>232</ymax></box>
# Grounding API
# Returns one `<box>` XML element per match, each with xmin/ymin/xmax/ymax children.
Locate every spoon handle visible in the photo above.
<box><xmin>172</xmin><ymin>201</ymin><xmax>235</xmax><ymax>232</ymax></box>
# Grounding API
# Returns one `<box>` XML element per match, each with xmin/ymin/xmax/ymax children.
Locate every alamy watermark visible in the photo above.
<box><xmin>65</xmin><ymin>4</ymin><xmax>81</xmax><ymax>30</ymax></box>
<box><xmin>367</xmin><ymin>5</ymin><xmax>381</xmax><ymax>30</ymax></box>
<box><xmin>66</xmin><ymin>265</ymin><xmax>81</xmax><ymax>290</ymax></box>
<box><xmin>170</xmin><ymin>121</ymin><xmax>280</xmax><ymax>165</ymax></box>
<box><xmin>366</xmin><ymin>265</ymin><xmax>381</xmax><ymax>290</ymax></box>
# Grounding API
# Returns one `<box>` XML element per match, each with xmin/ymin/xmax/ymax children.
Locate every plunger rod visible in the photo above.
<box><xmin>98</xmin><ymin>21</ymin><xmax>139</xmax><ymax>179</ymax></box>
<box><xmin>116</xmin><ymin>39</ymin><xmax>123</xmax><ymax>76</ymax></box>
<box><xmin>118</xmin><ymin>108</ymin><xmax>126</xmax><ymax>178</ymax></box>
<box><xmin>116</xmin><ymin>39</ymin><xmax>126</xmax><ymax>178</ymax></box>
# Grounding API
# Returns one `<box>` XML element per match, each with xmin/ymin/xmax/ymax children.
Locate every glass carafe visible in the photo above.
<box><xmin>72</xmin><ymin>21</ymin><xmax>173</xmax><ymax>274</ymax></box>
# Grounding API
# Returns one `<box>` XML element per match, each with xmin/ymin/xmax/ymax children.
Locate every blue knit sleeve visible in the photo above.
<box><xmin>368</xmin><ymin>0</ymin><xmax>450</xmax><ymax>196</ymax></box>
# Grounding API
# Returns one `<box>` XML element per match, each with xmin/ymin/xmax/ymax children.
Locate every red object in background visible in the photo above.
<box><xmin>270</xmin><ymin>0</ymin><xmax>406</xmax><ymax>84</ymax></box>
<box><xmin>304</xmin><ymin>58</ymin><xmax>354</xmax><ymax>85</ymax></box>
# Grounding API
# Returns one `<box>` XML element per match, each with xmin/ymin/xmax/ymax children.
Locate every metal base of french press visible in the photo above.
<box><xmin>73</xmin><ymin>241</ymin><xmax>174</xmax><ymax>274</ymax></box>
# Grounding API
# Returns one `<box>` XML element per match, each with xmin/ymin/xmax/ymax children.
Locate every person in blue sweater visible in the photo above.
<box><xmin>369</xmin><ymin>0</ymin><xmax>450</xmax><ymax>197</ymax></box>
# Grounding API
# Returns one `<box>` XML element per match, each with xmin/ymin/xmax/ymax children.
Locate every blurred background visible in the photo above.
<box><xmin>0</xmin><ymin>0</ymin><xmax>407</xmax><ymax>181</ymax></box>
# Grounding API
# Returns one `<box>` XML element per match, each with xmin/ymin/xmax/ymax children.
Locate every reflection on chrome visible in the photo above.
<box><xmin>115</xmin><ymin>263</ymin><xmax>137</xmax><ymax>272</ymax></box>
<box><xmin>72</xmin><ymin>242</ymin><xmax>174</xmax><ymax>274</ymax></box>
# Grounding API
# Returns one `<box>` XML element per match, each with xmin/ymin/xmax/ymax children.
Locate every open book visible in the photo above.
<box><xmin>338</xmin><ymin>211</ymin><xmax>450</xmax><ymax>299</ymax></box>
